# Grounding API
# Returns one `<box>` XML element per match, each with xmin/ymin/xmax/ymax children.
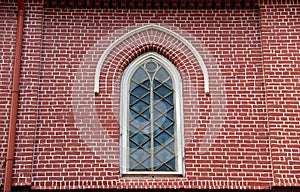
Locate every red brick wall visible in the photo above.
<box><xmin>0</xmin><ymin>0</ymin><xmax>299</xmax><ymax>191</ymax></box>
<box><xmin>0</xmin><ymin>1</ymin><xmax>17</xmax><ymax>187</ymax></box>
<box><xmin>29</xmin><ymin>7</ymin><xmax>271</xmax><ymax>190</ymax></box>
<box><xmin>0</xmin><ymin>0</ymin><xmax>44</xmax><ymax>187</ymax></box>
<box><xmin>13</xmin><ymin>1</ymin><xmax>44</xmax><ymax>186</ymax></box>
<box><xmin>260</xmin><ymin>0</ymin><xmax>300</xmax><ymax>187</ymax></box>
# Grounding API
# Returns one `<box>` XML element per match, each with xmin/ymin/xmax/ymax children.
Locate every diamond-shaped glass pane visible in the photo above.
<box><xmin>155</xmin><ymin>85</ymin><xmax>171</xmax><ymax>97</ymax></box>
<box><xmin>155</xmin><ymin>131</ymin><xmax>172</xmax><ymax>144</ymax></box>
<box><xmin>154</xmin><ymin>100</ymin><xmax>172</xmax><ymax>112</ymax></box>
<box><xmin>154</xmin><ymin>116</ymin><xmax>173</xmax><ymax>129</ymax></box>
<box><xmin>155</xmin><ymin>148</ymin><xmax>174</xmax><ymax>162</ymax></box>
<box><xmin>131</xmin><ymin>100</ymin><xmax>148</xmax><ymax>113</ymax></box>
<box><xmin>131</xmin><ymin>148</ymin><xmax>150</xmax><ymax>162</ymax></box>
<box><xmin>130</xmin><ymin>115</ymin><xmax>149</xmax><ymax>127</ymax></box>
<box><xmin>131</xmin><ymin>86</ymin><xmax>149</xmax><ymax>98</ymax></box>
<box><xmin>131</xmin><ymin>133</ymin><xmax>150</xmax><ymax>145</ymax></box>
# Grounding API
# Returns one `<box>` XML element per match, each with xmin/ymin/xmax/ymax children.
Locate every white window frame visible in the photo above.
<box><xmin>120</xmin><ymin>52</ymin><xmax>185</xmax><ymax>177</ymax></box>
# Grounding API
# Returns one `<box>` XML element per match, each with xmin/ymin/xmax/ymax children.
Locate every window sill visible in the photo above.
<box><xmin>121</xmin><ymin>171</ymin><xmax>185</xmax><ymax>178</ymax></box>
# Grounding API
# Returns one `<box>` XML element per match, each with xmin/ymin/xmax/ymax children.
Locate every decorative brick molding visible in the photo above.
<box><xmin>95</xmin><ymin>24</ymin><xmax>209</xmax><ymax>94</ymax></box>
<box><xmin>44</xmin><ymin>0</ymin><xmax>259</xmax><ymax>9</ymax></box>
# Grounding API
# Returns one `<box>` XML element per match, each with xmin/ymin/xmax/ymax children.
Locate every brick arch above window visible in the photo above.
<box><xmin>94</xmin><ymin>24</ymin><xmax>210</xmax><ymax>94</ymax></box>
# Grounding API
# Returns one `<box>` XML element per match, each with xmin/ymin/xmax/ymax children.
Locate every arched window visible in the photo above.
<box><xmin>120</xmin><ymin>52</ymin><xmax>184</xmax><ymax>176</ymax></box>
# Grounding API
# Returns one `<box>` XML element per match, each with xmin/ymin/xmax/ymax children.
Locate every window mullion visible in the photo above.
<box><xmin>150</xmin><ymin>78</ymin><xmax>154</xmax><ymax>171</ymax></box>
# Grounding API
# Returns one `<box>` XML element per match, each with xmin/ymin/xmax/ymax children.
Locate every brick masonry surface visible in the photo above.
<box><xmin>0</xmin><ymin>0</ymin><xmax>299</xmax><ymax>191</ymax></box>
<box><xmin>260</xmin><ymin>2</ymin><xmax>300</xmax><ymax>187</ymax></box>
<box><xmin>0</xmin><ymin>1</ymin><xmax>17</xmax><ymax>187</ymax></box>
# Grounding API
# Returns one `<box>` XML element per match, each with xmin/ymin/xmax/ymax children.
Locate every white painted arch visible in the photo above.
<box><xmin>94</xmin><ymin>24</ymin><xmax>210</xmax><ymax>94</ymax></box>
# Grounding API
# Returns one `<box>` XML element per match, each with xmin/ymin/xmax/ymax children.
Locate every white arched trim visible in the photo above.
<box><xmin>120</xmin><ymin>52</ymin><xmax>185</xmax><ymax>176</ymax></box>
<box><xmin>94</xmin><ymin>24</ymin><xmax>210</xmax><ymax>94</ymax></box>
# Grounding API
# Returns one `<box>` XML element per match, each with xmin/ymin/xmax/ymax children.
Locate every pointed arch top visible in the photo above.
<box><xmin>94</xmin><ymin>24</ymin><xmax>210</xmax><ymax>94</ymax></box>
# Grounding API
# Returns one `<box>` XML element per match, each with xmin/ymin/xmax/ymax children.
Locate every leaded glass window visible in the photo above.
<box><xmin>129</xmin><ymin>60</ymin><xmax>175</xmax><ymax>171</ymax></box>
<box><xmin>120</xmin><ymin>53</ymin><xmax>184</xmax><ymax>176</ymax></box>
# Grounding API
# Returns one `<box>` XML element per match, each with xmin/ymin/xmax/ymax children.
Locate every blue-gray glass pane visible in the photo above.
<box><xmin>130</xmin><ymin>110</ymin><xmax>138</xmax><ymax>120</ymax></box>
<box><xmin>154</xmin><ymin>116</ymin><xmax>165</xmax><ymax>127</ymax></box>
<box><xmin>155</xmin><ymin>85</ymin><xmax>172</xmax><ymax>97</ymax></box>
<box><xmin>131</xmin><ymin>100</ymin><xmax>148</xmax><ymax>113</ymax></box>
<box><xmin>163</xmin><ymin>117</ymin><xmax>173</xmax><ymax>128</ymax></box>
<box><xmin>142</xmin><ymin>94</ymin><xmax>150</xmax><ymax>104</ymax></box>
<box><xmin>154</xmin><ymin>100</ymin><xmax>172</xmax><ymax>112</ymax></box>
<box><xmin>132</xmin><ymin>158</ymin><xmax>151</xmax><ymax>171</ymax></box>
<box><xmin>142</xmin><ymin>109</ymin><xmax>150</xmax><ymax>119</ymax></box>
<box><xmin>142</xmin><ymin>80</ymin><xmax>150</xmax><ymax>87</ymax></box>
<box><xmin>154</xmin><ymin>141</ymin><xmax>161</xmax><ymax>148</ymax></box>
<box><xmin>168</xmin><ymin>158</ymin><xmax>175</xmax><ymax>167</ymax></box>
<box><xmin>130</xmin><ymin>81</ymin><xmax>138</xmax><ymax>89</ymax></box>
<box><xmin>130</xmin><ymin>95</ymin><xmax>137</xmax><ymax>104</ymax></box>
<box><xmin>129</xmin><ymin>158</ymin><xmax>138</xmax><ymax>169</ymax></box>
<box><xmin>153</xmin><ymin>79</ymin><xmax>160</xmax><ymax>88</ymax></box>
<box><xmin>157</xmin><ymin>158</ymin><xmax>175</xmax><ymax>171</ymax></box>
<box><xmin>153</xmin><ymin>92</ymin><xmax>160</xmax><ymax>101</ymax></box>
<box><xmin>156</xmin><ymin>132</ymin><xmax>172</xmax><ymax>144</ymax></box>
<box><xmin>142</xmin><ymin>158</ymin><xmax>151</xmax><ymax>169</ymax></box>
<box><xmin>129</xmin><ymin>141</ymin><xmax>138</xmax><ymax>150</ymax></box>
<box><xmin>142</xmin><ymin>140</ymin><xmax>151</xmax><ymax>151</ymax></box>
<box><xmin>154</xmin><ymin>157</ymin><xmax>162</xmax><ymax>168</ymax></box>
<box><xmin>166</xmin><ymin>125</ymin><xmax>174</xmax><ymax>135</ymax></box>
<box><xmin>155</xmin><ymin>148</ymin><xmax>173</xmax><ymax>162</ymax></box>
<box><xmin>154</xmin><ymin>116</ymin><xmax>173</xmax><ymax>128</ymax></box>
<box><xmin>131</xmin><ymin>116</ymin><xmax>149</xmax><ymax>128</ymax></box>
<box><xmin>132</xmin><ymin>164</ymin><xmax>147</xmax><ymax>171</ymax></box>
<box><xmin>165</xmin><ymin>79</ymin><xmax>172</xmax><ymax>87</ymax></box>
<box><xmin>167</xmin><ymin>108</ymin><xmax>174</xmax><ymax>119</ymax></box>
<box><xmin>130</xmin><ymin>157</ymin><xmax>151</xmax><ymax>171</ymax></box>
<box><xmin>155</xmin><ymin>68</ymin><xmax>169</xmax><ymax>82</ymax></box>
<box><xmin>145</xmin><ymin>62</ymin><xmax>157</xmax><ymax>71</ymax></box>
<box><xmin>132</xmin><ymin>133</ymin><xmax>150</xmax><ymax>145</ymax></box>
<box><xmin>129</xmin><ymin>139</ymin><xmax>150</xmax><ymax>152</ymax></box>
<box><xmin>153</xmin><ymin>108</ymin><xmax>161</xmax><ymax>119</ymax></box>
<box><xmin>131</xmin><ymin>148</ymin><xmax>150</xmax><ymax>162</ymax></box>
<box><xmin>153</xmin><ymin>125</ymin><xmax>161</xmax><ymax>135</ymax></box>
<box><xmin>132</xmin><ymin>67</ymin><xmax>148</xmax><ymax>83</ymax></box>
<box><xmin>129</xmin><ymin>125</ymin><xmax>138</xmax><ymax>136</ymax></box>
<box><xmin>131</xmin><ymin>86</ymin><xmax>149</xmax><ymax>98</ymax></box>
<box><xmin>166</xmin><ymin>141</ymin><xmax>175</xmax><ymax>152</ymax></box>
<box><xmin>165</xmin><ymin>94</ymin><xmax>173</xmax><ymax>103</ymax></box>
<box><xmin>157</xmin><ymin>165</ymin><xmax>171</xmax><ymax>171</ymax></box>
